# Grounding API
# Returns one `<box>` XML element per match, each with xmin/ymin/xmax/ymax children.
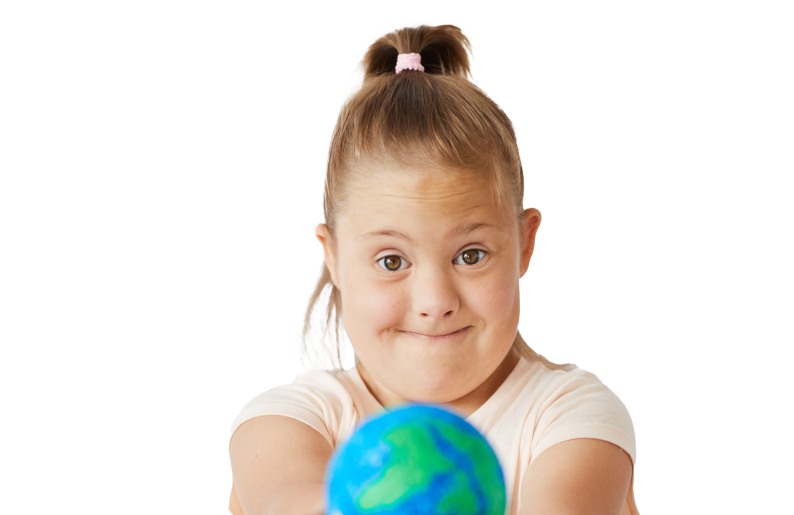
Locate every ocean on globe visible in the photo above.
<box><xmin>324</xmin><ymin>404</ymin><xmax>506</xmax><ymax>515</ymax></box>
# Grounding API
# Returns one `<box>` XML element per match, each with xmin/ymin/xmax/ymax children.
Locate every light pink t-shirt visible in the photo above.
<box><xmin>230</xmin><ymin>356</ymin><xmax>637</xmax><ymax>514</ymax></box>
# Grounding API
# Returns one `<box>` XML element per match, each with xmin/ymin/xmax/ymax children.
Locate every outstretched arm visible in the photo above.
<box><xmin>519</xmin><ymin>438</ymin><xmax>634</xmax><ymax>515</ymax></box>
<box><xmin>229</xmin><ymin>483</ymin><xmax>243</xmax><ymax>515</ymax></box>
<box><xmin>229</xmin><ymin>481</ymin><xmax>325</xmax><ymax>515</ymax></box>
<box><xmin>229</xmin><ymin>415</ymin><xmax>332</xmax><ymax>515</ymax></box>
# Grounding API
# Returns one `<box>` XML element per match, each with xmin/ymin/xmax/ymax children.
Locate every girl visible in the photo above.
<box><xmin>228</xmin><ymin>25</ymin><xmax>638</xmax><ymax>515</ymax></box>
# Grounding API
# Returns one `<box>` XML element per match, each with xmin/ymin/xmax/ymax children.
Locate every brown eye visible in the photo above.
<box><xmin>378</xmin><ymin>256</ymin><xmax>403</xmax><ymax>272</ymax></box>
<box><xmin>378</xmin><ymin>249</ymin><xmax>488</xmax><ymax>272</ymax></box>
<box><xmin>458</xmin><ymin>249</ymin><xmax>487</xmax><ymax>265</ymax></box>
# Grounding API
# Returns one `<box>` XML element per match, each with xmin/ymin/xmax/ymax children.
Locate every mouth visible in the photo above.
<box><xmin>400</xmin><ymin>326</ymin><xmax>470</xmax><ymax>341</ymax></box>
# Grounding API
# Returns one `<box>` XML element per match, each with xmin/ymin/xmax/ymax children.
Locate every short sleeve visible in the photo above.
<box><xmin>229</xmin><ymin>371</ymin><xmax>356</xmax><ymax>449</ymax></box>
<box><xmin>230</xmin><ymin>369</ymin><xmax>341</xmax><ymax>447</ymax></box>
<box><xmin>529</xmin><ymin>370</ymin><xmax>636</xmax><ymax>465</ymax></box>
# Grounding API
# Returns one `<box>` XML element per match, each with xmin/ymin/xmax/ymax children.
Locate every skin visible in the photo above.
<box><xmin>315</xmin><ymin>167</ymin><xmax>539</xmax><ymax>416</ymax></box>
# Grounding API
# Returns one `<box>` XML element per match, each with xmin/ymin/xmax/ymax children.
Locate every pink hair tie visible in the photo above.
<box><xmin>395</xmin><ymin>53</ymin><xmax>424</xmax><ymax>74</ymax></box>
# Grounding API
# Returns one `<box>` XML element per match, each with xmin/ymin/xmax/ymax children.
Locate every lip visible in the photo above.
<box><xmin>400</xmin><ymin>326</ymin><xmax>470</xmax><ymax>341</ymax></box>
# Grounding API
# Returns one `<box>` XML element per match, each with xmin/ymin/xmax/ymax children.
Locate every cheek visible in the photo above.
<box><xmin>467</xmin><ymin>266</ymin><xmax>521</xmax><ymax>328</ymax></box>
<box><xmin>341</xmin><ymin>272</ymin><xmax>406</xmax><ymax>338</ymax></box>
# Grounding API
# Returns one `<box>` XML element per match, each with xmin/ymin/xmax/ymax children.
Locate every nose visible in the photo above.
<box><xmin>410</xmin><ymin>265</ymin><xmax>460</xmax><ymax>321</ymax></box>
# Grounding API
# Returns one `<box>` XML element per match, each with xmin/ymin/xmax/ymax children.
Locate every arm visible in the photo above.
<box><xmin>229</xmin><ymin>483</ymin><xmax>243</xmax><ymax>515</ymax></box>
<box><xmin>229</xmin><ymin>415</ymin><xmax>333</xmax><ymax>515</ymax></box>
<box><xmin>519</xmin><ymin>438</ymin><xmax>633</xmax><ymax>515</ymax></box>
<box><xmin>273</xmin><ymin>483</ymin><xmax>325</xmax><ymax>515</ymax></box>
<box><xmin>229</xmin><ymin>481</ymin><xmax>325</xmax><ymax>515</ymax></box>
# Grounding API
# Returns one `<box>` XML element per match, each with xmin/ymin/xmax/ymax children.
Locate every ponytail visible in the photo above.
<box><xmin>295</xmin><ymin>260</ymin><xmax>350</xmax><ymax>376</ymax></box>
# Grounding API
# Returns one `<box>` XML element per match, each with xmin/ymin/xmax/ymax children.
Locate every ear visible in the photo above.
<box><xmin>315</xmin><ymin>223</ymin><xmax>340</xmax><ymax>288</ymax></box>
<box><xmin>519</xmin><ymin>208</ymin><xmax>541</xmax><ymax>278</ymax></box>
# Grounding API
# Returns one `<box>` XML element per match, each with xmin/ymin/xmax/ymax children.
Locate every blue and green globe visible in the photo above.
<box><xmin>325</xmin><ymin>404</ymin><xmax>506</xmax><ymax>515</ymax></box>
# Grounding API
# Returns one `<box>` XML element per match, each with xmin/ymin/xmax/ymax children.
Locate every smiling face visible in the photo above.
<box><xmin>316</xmin><ymin>166</ymin><xmax>540</xmax><ymax>414</ymax></box>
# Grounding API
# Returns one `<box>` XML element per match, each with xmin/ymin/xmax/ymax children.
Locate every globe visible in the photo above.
<box><xmin>325</xmin><ymin>404</ymin><xmax>506</xmax><ymax>515</ymax></box>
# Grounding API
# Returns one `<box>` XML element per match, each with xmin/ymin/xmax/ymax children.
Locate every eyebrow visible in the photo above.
<box><xmin>358</xmin><ymin>222</ymin><xmax>499</xmax><ymax>242</ymax></box>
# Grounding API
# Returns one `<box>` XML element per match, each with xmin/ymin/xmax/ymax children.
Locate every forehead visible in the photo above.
<box><xmin>351</xmin><ymin>172</ymin><xmax>493</xmax><ymax>216</ymax></box>
<box><xmin>339</xmin><ymin>168</ymin><xmax>511</xmax><ymax>237</ymax></box>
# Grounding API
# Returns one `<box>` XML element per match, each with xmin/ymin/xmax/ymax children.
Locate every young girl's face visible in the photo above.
<box><xmin>317</xmin><ymin>167</ymin><xmax>539</xmax><ymax>410</ymax></box>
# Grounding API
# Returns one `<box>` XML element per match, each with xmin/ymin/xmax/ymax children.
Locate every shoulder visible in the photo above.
<box><xmin>231</xmin><ymin>368</ymin><xmax>360</xmax><ymax>448</ymax></box>
<box><xmin>519</xmin><ymin>359</ymin><xmax>630</xmax><ymax>416</ymax></box>
<box><xmin>517</xmin><ymin>359</ymin><xmax>636</xmax><ymax>466</ymax></box>
<box><xmin>507</xmin><ymin>357</ymin><xmax>619</xmax><ymax>409</ymax></box>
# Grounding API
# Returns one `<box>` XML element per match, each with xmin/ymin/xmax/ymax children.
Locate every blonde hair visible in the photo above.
<box><xmin>302</xmin><ymin>25</ymin><xmax>572</xmax><ymax>372</ymax></box>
